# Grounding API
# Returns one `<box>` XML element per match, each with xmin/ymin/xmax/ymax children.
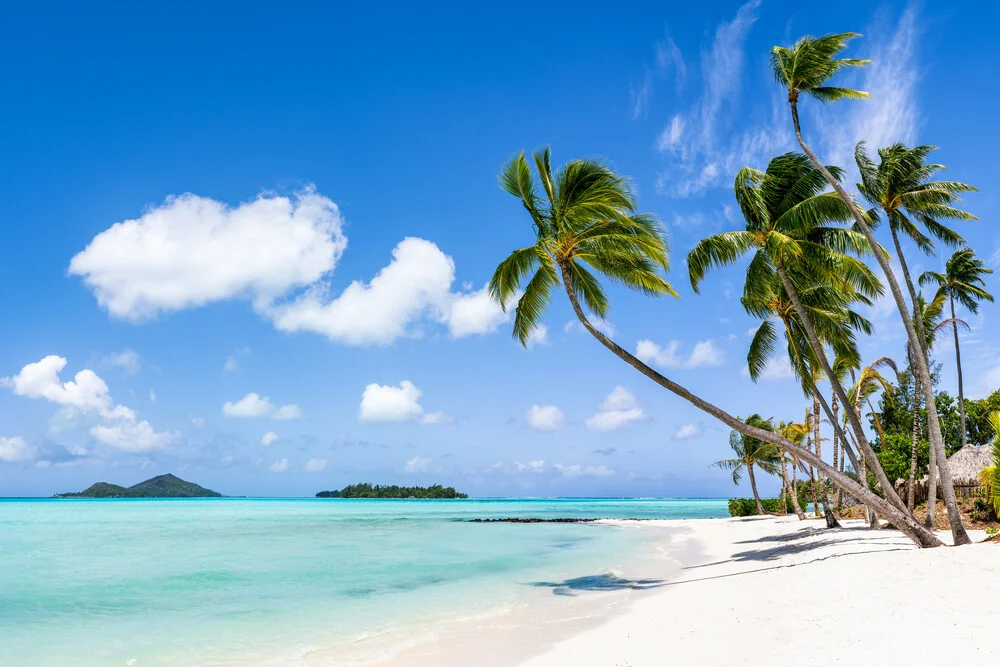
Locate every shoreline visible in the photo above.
<box><xmin>348</xmin><ymin>516</ymin><xmax>998</xmax><ymax>666</ymax></box>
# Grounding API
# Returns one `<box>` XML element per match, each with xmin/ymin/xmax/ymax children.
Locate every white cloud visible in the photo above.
<box><xmin>652</xmin><ymin>1</ymin><xmax>792</xmax><ymax>198</ymax></box>
<box><xmin>259</xmin><ymin>431</ymin><xmax>278</xmax><ymax>447</ymax></box>
<box><xmin>525</xmin><ymin>324</ymin><xmax>548</xmax><ymax>348</ymax></box>
<box><xmin>555</xmin><ymin>464</ymin><xmax>615</xmax><ymax>479</ymax></box>
<box><xmin>585</xmin><ymin>386</ymin><xmax>646</xmax><ymax>432</ymax></box>
<box><xmin>266</xmin><ymin>238</ymin><xmax>508</xmax><ymax>346</ymax></box>
<box><xmin>526</xmin><ymin>404</ymin><xmax>566</xmax><ymax>431</ymax></box>
<box><xmin>357</xmin><ymin>380</ymin><xmax>451</xmax><ymax>425</ymax></box>
<box><xmin>444</xmin><ymin>286</ymin><xmax>510</xmax><ymax>338</ymax></box>
<box><xmin>0</xmin><ymin>436</ymin><xmax>35</xmax><ymax>463</ymax></box>
<box><xmin>305</xmin><ymin>458</ymin><xmax>328</xmax><ymax>472</ymax></box>
<box><xmin>636</xmin><ymin>339</ymin><xmax>723</xmax><ymax>369</ymax></box>
<box><xmin>90</xmin><ymin>419</ymin><xmax>177</xmax><ymax>454</ymax></box>
<box><xmin>564</xmin><ymin>319</ymin><xmax>616</xmax><ymax>338</ymax></box>
<box><xmin>673</xmin><ymin>423</ymin><xmax>701</xmax><ymax>440</ymax></box>
<box><xmin>2</xmin><ymin>355</ymin><xmax>176</xmax><ymax>454</ymax></box>
<box><xmin>631</xmin><ymin>34</ymin><xmax>686</xmax><ymax>119</ymax></box>
<box><xmin>102</xmin><ymin>349</ymin><xmax>141</xmax><ymax>374</ymax></box>
<box><xmin>189</xmin><ymin>416</ymin><xmax>205</xmax><ymax>428</ymax></box>
<box><xmin>69</xmin><ymin>188</ymin><xmax>347</xmax><ymax>321</ymax></box>
<box><xmin>3</xmin><ymin>355</ymin><xmax>112</xmax><ymax>413</ymax></box>
<box><xmin>403</xmin><ymin>455</ymin><xmax>431</xmax><ymax>473</ymax></box>
<box><xmin>269</xmin><ymin>458</ymin><xmax>289</xmax><ymax>473</ymax></box>
<box><xmin>149</xmin><ymin>389</ymin><xmax>156</xmax><ymax>403</ymax></box>
<box><xmin>514</xmin><ymin>460</ymin><xmax>546</xmax><ymax>473</ymax></box>
<box><xmin>819</xmin><ymin>7</ymin><xmax>919</xmax><ymax>181</ymax></box>
<box><xmin>741</xmin><ymin>357</ymin><xmax>794</xmax><ymax>381</ymax></box>
<box><xmin>224</xmin><ymin>356</ymin><xmax>240</xmax><ymax>372</ymax></box>
<box><xmin>222</xmin><ymin>392</ymin><xmax>302</xmax><ymax>420</ymax></box>
<box><xmin>359</xmin><ymin>381</ymin><xmax>422</xmax><ymax>423</ymax></box>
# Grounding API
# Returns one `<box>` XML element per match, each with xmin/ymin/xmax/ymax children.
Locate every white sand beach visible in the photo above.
<box><xmin>363</xmin><ymin>516</ymin><xmax>999</xmax><ymax>667</ymax></box>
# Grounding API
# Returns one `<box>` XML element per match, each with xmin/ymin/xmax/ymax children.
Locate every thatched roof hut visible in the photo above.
<box><xmin>947</xmin><ymin>445</ymin><xmax>995</xmax><ymax>496</ymax></box>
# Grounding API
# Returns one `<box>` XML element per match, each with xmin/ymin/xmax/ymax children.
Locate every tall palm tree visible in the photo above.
<box><xmin>688</xmin><ymin>152</ymin><xmax>908</xmax><ymax>515</ymax></box>
<box><xmin>855</xmin><ymin>142</ymin><xmax>977</xmax><ymax>365</ymax></box>
<box><xmin>712</xmin><ymin>415</ymin><xmax>782</xmax><ymax>515</ymax></box>
<box><xmin>770</xmin><ymin>33</ymin><xmax>971</xmax><ymax>545</ymax></box>
<box><xmin>778</xmin><ymin>420</ymin><xmax>809</xmax><ymax>519</ymax></box>
<box><xmin>490</xmin><ymin>147</ymin><xmax>942</xmax><ymax>547</ymax></box>
<box><xmin>920</xmin><ymin>249</ymin><xmax>995</xmax><ymax>449</ymax></box>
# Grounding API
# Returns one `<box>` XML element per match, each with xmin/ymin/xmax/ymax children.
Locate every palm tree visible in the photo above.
<box><xmin>770</xmin><ymin>33</ymin><xmax>971</xmax><ymax>545</ymax></box>
<box><xmin>855</xmin><ymin>142</ymin><xmax>976</xmax><ymax>361</ymax></box>
<box><xmin>778</xmin><ymin>420</ymin><xmax>809</xmax><ymax>519</ymax></box>
<box><xmin>920</xmin><ymin>249</ymin><xmax>995</xmax><ymax>449</ymax></box>
<box><xmin>490</xmin><ymin>147</ymin><xmax>942</xmax><ymax>547</ymax></box>
<box><xmin>688</xmin><ymin>152</ymin><xmax>909</xmax><ymax>515</ymax></box>
<box><xmin>712</xmin><ymin>415</ymin><xmax>783</xmax><ymax>515</ymax></box>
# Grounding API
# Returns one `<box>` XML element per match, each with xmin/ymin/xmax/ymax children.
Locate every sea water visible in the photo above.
<box><xmin>0</xmin><ymin>498</ymin><xmax>727</xmax><ymax>666</ymax></box>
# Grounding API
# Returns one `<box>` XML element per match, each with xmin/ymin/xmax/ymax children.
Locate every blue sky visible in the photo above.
<box><xmin>1</xmin><ymin>1</ymin><xmax>998</xmax><ymax>497</ymax></box>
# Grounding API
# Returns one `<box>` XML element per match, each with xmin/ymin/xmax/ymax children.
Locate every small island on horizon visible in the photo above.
<box><xmin>55</xmin><ymin>474</ymin><xmax>222</xmax><ymax>498</ymax></box>
<box><xmin>316</xmin><ymin>483</ymin><xmax>467</xmax><ymax>499</ymax></box>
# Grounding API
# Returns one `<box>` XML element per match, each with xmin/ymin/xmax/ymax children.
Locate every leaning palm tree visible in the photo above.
<box><xmin>688</xmin><ymin>152</ymin><xmax>908</xmax><ymax>515</ymax></box>
<box><xmin>920</xmin><ymin>248</ymin><xmax>995</xmax><ymax>449</ymax></box>
<box><xmin>712</xmin><ymin>415</ymin><xmax>782</xmax><ymax>515</ymax></box>
<box><xmin>856</xmin><ymin>142</ymin><xmax>977</xmax><ymax>363</ymax></box>
<box><xmin>770</xmin><ymin>33</ymin><xmax>971</xmax><ymax>544</ymax></box>
<box><xmin>490</xmin><ymin>147</ymin><xmax>942</xmax><ymax>547</ymax></box>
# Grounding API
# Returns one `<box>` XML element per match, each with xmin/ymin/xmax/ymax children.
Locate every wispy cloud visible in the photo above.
<box><xmin>817</xmin><ymin>6</ymin><xmax>921</xmax><ymax>181</ymax></box>
<box><xmin>631</xmin><ymin>34</ymin><xmax>686</xmax><ymax>119</ymax></box>
<box><xmin>636</xmin><ymin>339</ymin><xmax>723</xmax><ymax>369</ymax></box>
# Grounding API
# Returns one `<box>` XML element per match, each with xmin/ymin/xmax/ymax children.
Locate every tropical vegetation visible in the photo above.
<box><xmin>490</xmin><ymin>30</ymin><xmax>993</xmax><ymax>548</ymax></box>
<box><xmin>316</xmin><ymin>483</ymin><xmax>468</xmax><ymax>499</ymax></box>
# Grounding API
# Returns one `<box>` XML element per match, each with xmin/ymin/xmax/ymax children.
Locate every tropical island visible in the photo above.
<box><xmin>316</xmin><ymin>483</ymin><xmax>467</xmax><ymax>499</ymax></box>
<box><xmin>55</xmin><ymin>474</ymin><xmax>222</xmax><ymax>498</ymax></box>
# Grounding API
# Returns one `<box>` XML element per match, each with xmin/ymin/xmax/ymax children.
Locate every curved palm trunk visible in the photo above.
<box><xmin>791</xmin><ymin>455</ymin><xmax>805</xmax><ymax>519</ymax></box>
<box><xmin>776</xmin><ymin>263</ymin><xmax>907</xmax><ymax>514</ymax></box>
<box><xmin>781</xmin><ymin>456</ymin><xmax>806</xmax><ymax>519</ymax></box>
<box><xmin>788</xmin><ymin>98</ymin><xmax>970</xmax><ymax>546</ymax></box>
<box><xmin>557</xmin><ymin>262</ymin><xmax>942</xmax><ymax>547</ymax></box>
<box><xmin>907</xmin><ymin>370</ymin><xmax>921</xmax><ymax>512</ymax></box>
<box><xmin>925</xmin><ymin>438</ymin><xmax>939</xmax><ymax>529</ymax></box>
<box><xmin>814</xmin><ymin>394</ymin><xmax>841</xmax><ymax>528</ymax></box>
<box><xmin>951</xmin><ymin>296</ymin><xmax>968</xmax><ymax>449</ymax></box>
<box><xmin>807</xmin><ymin>422</ymin><xmax>820</xmax><ymax>518</ymax></box>
<box><xmin>748</xmin><ymin>464</ymin><xmax>765</xmax><ymax>515</ymax></box>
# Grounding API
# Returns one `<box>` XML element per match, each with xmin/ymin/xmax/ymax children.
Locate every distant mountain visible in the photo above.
<box><xmin>316</xmin><ymin>483</ymin><xmax>467</xmax><ymax>499</ymax></box>
<box><xmin>56</xmin><ymin>474</ymin><xmax>222</xmax><ymax>498</ymax></box>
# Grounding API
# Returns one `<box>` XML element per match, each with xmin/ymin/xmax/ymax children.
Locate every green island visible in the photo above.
<box><xmin>316</xmin><ymin>483</ymin><xmax>467</xmax><ymax>499</ymax></box>
<box><xmin>55</xmin><ymin>474</ymin><xmax>222</xmax><ymax>498</ymax></box>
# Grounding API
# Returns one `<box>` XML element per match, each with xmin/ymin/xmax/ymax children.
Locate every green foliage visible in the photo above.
<box><xmin>491</xmin><ymin>147</ymin><xmax>677</xmax><ymax>346</ymax></box>
<box><xmin>979</xmin><ymin>411</ymin><xmax>1000</xmax><ymax>516</ymax></box>
<box><xmin>56</xmin><ymin>474</ymin><xmax>222</xmax><ymax>498</ymax></box>
<box><xmin>728</xmin><ymin>497</ymin><xmax>794</xmax><ymax>517</ymax></box>
<box><xmin>316</xmin><ymin>483</ymin><xmax>468</xmax><ymax>499</ymax></box>
<box><xmin>986</xmin><ymin>527</ymin><xmax>998</xmax><ymax>538</ymax></box>
<box><xmin>965</xmin><ymin>391</ymin><xmax>1000</xmax><ymax>446</ymax></box>
<box><xmin>875</xmin><ymin>433</ymin><xmax>929</xmax><ymax>484</ymax></box>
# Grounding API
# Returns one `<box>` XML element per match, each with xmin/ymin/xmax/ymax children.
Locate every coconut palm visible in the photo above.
<box><xmin>770</xmin><ymin>33</ymin><xmax>971</xmax><ymax>544</ymax></box>
<box><xmin>778</xmin><ymin>420</ymin><xmax>809</xmax><ymax>519</ymax></box>
<box><xmin>920</xmin><ymin>249</ymin><xmax>995</xmax><ymax>449</ymax></box>
<box><xmin>856</xmin><ymin>143</ymin><xmax>976</xmax><ymax>365</ymax></box>
<box><xmin>687</xmin><ymin>152</ymin><xmax>908</xmax><ymax>514</ymax></box>
<box><xmin>713</xmin><ymin>415</ymin><xmax>782</xmax><ymax>515</ymax></box>
<box><xmin>490</xmin><ymin>147</ymin><xmax>942</xmax><ymax>547</ymax></box>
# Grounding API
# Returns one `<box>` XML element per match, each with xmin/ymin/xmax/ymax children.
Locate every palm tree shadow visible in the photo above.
<box><xmin>528</xmin><ymin>574</ymin><xmax>665</xmax><ymax>597</ymax></box>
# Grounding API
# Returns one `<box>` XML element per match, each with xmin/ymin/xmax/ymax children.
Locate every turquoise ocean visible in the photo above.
<box><xmin>0</xmin><ymin>498</ymin><xmax>728</xmax><ymax>666</ymax></box>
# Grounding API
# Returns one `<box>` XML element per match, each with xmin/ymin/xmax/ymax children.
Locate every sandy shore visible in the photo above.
<box><xmin>520</xmin><ymin>516</ymin><xmax>998</xmax><ymax>666</ymax></box>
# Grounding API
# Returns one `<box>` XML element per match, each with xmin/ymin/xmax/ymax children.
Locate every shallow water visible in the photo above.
<box><xmin>0</xmin><ymin>498</ymin><xmax>727</xmax><ymax>666</ymax></box>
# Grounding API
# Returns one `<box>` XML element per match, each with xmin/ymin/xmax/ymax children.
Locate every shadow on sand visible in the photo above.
<box><xmin>529</xmin><ymin>573</ymin><xmax>665</xmax><ymax>596</ymax></box>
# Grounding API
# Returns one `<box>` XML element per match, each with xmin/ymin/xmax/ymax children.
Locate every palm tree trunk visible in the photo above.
<box><xmin>748</xmin><ymin>464</ymin><xmax>764</xmax><ymax>515</ymax></box>
<box><xmin>791</xmin><ymin>455</ymin><xmax>805</xmax><ymax>519</ymax></box>
<box><xmin>780</xmin><ymin>456</ymin><xmax>788</xmax><ymax>510</ymax></box>
<box><xmin>925</xmin><ymin>437</ymin><xmax>939</xmax><ymax>529</ymax></box>
<box><xmin>811</xmin><ymin>401</ymin><xmax>822</xmax><ymax>518</ymax></box>
<box><xmin>951</xmin><ymin>295</ymin><xmax>968</xmax><ymax>449</ymax></box>
<box><xmin>788</xmin><ymin>96</ymin><xmax>971</xmax><ymax>545</ymax></box>
<box><xmin>776</xmin><ymin>263</ymin><xmax>908</xmax><ymax>514</ymax></box>
<box><xmin>907</xmin><ymin>369</ymin><xmax>921</xmax><ymax>512</ymax></box>
<box><xmin>807</xmin><ymin>420</ymin><xmax>820</xmax><ymax>518</ymax></box>
<box><xmin>556</xmin><ymin>261</ymin><xmax>942</xmax><ymax>547</ymax></box>
<box><xmin>832</xmin><ymin>393</ymin><xmax>840</xmax><ymax>508</ymax></box>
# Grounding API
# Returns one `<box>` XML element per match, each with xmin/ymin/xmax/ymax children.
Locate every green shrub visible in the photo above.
<box><xmin>728</xmin><ymin>497</ymin><xmax>793</xmax><ymax>517</ymax></box>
